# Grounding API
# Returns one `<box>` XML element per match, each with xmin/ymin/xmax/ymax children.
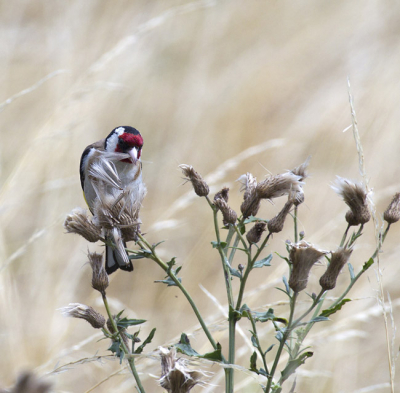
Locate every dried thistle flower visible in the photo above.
<box><xmin>238</xmin><ymin>173</ymin><xmax>260</xmax><ymax>218</ymax></box>
<box><xmin>268</xmin><ymin>201</ymin><xmax>293</xmax><ymax>234</ymax></box>
<box><xmin>290</xmin><ymin>157</ymin><xmax>311</xmax><ymax>181</ymax></box>
<box><xmin>214</xmin><ymin>187</ymin><xmax>229</xmax><ymax>204</ymax></box>
<box><xmin>179</xmin><ymin>164</ymin><xmax>209</xmax><ymax>197</ymax></box>
<box><xmin>320</xmin><ymin>247</ymin><xmax>353</xmax><ymax>291</ymax></box>
<box><xmin>88</xmin><ymin>251</ymin><xmax>109</xmax><ymax>294</ymax></box>
<box><xmin>214</xmin><ymin>198</ymin><xmax>237</xmax><ymax>225</ymax></box>
<box><xmin>288</xmin><ymin>241</ymin><xmax>327</xmax><ymax>293</ymax></box>
<box><xmin>256</xmin><ymin>172</ymin><xmax>303</xmax><ymax>200</ymax></box>
<box><xmin>246</xmin><ymin>222</ymin><xmax>267</xmax><ymax>244</ymax></box>
<box><xmin>383</xmin><ymin>193</ymin><xmax>400</xmax><ymax>224</ymax></box>
<box><xmin>7</xmin><ymin>371</ymin><xmax>51</xmax><ymax>393</ymax></box>
<box><xmin>159</xmin><ymin>347</ymin><xmax>205</xmax><ymax>393</ymax></box>
<box><xmin>60</xmin><ymin>303</ymin><xmax>105</xmax><ymax>329</ymax></box>
<box><xmin>332</xmin><ymin>177</ymin><xmax>371</xmax><ymax>226</ymax></box>
<box><xmin>64</xmin><ymin>207</ymin><xmax>102</xmax><ymax>242</ymax></box>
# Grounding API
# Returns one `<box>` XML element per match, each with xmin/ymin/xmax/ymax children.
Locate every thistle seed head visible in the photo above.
<box><xmin>290</xmin><ymin>157</ymin><xmax>311</xmax><ymax>181</ymax></box>
<box><xmin>238</xmin><ymin>173</ymin><xmax>260</xmax><ymax>218</ymax></box>
<box><xmin>320</xmin><ymin>247</ymin><xmax>353</xmax><ymax>291</ymax></box>
<box><xmin>214</xmin><ymin>187</ymin><xmax>229</xmax><ymax>204</ymax></box>
<box><xmin>179</xmin><ymin>164</ymin><xmax>209</xmax><ymax>197</ymax></box>
<box><xmin>159</xmin><ymin>347</ymin><xmax>205</xmax><ymax>393</ymax></box>
<box><xmin>384</xmin><ymin>193</ymin><xmax>400</xmax><ymax>224</ymax></box>
<box><xmin>8</xmin><ymin>372</ymin><xmax>51</xmax><ymax>393</ymax></box>
<box><xmin>214</xmin><ymin>198</ymin><xmax>237</xmax><ymax>225</ymax></box>
<box><xmin>246</xmin><ymin>222</ymin><xmax>267</xmax><ymax>244</ymax></box>
<box><xmin>332</xmin><ymin>177</ymin><xmax>371</xmax><ymax>225</ymax></box>
<box><xmin>288</xmin><ymin>241</ymin><xmax>327</xmax><ymax>293</ymax></box>
<box><xmin>64</xmin><ymin>208</ymin><xmax>102</xmax><ymax>242</ymax></box>
<box><xmin>60</xmin><ymin>303</ymin><xmax>105</xmax><ymax>329</ymax></box>
<box><xmin>267</xmin><ymin>201</ymin><xmax>293</xmax><ymax>234</ymax></box>
<box><xmin>88</xmin><ymin>251</ymin><xmax>109</xmax><ymax>294</ymax></box>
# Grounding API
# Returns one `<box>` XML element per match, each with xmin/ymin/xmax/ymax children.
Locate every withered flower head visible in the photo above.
<box><xmin>64</xmin><ymin>207</ymin><xmax>102</xmax><ymax>242</ymax></box>
<box><xmin>257</xmin><ymin>172</ymin><xmax>303</xmax><ymax>200</ymax></box>
<box><xmin>267</xmin><ymin>201</ymin><xmax>293</xmax><ymax>234</ymax></box>
<box><xmin>214</xmin><ymin>198</ymin><xmax>237</xmax><ymax>225</ymax></box>
<box><xmin>290</xmin><ymin>157</ymin><xmax>311</xmax><ymax>181</ymax></box>
<box><xmin>179</xmin><ymin>164</ymin><xmax>209</xmax><ymax>197</ymax></box>
<box><xmin>288</xmin><ymin>241</ymin><xmax>327</xmax><ymax>293</ymax></box>
<box><xmin>383</xmin><ymin>193</ymin><xmax>400</xmax><ymax>224</ymax></box>
<box><xmin>159</xmin><ymin>347</ymin><xmax>206</xmax><ymax>393</ymax></box>
<box><xmin>8</xmin><ymin>372</ymin><xmax>51</xmax><ymax>393</ymax></box>
<box><xmin>320</xmin><ymin>247</ymin><xmax>353</xmax><ymax>291</ymax></box>
<box><xmin>60</xmin><ymin>303</ymin><xmax>105</xmax><ymax>329</ymax></box>
<box><xmin>214</xmin><ymin>187</ymin><xmax>229</xmax><ymax>204</ymax></box>
<box><xmin>246</xmin><ymin>222</ymin><xmax>267</xmax><ymax>244</ymax></box>
<box><xmin>332</xmin><ymin>177</ymin><xmax>371</xmax><ymax>226</ymax></box>
<box><xmin>237</xmin><ymin>173</ymin><xmax>260</xmax><ymax>218</ymax></box>
<box><xmin>88</xmin><ymin>251</ymin><xmax>109</xmax><ymax>293</ymax></box>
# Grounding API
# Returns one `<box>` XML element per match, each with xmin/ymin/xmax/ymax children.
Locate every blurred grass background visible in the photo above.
<box><xmin>1</xmin><ymin>0</ymin><xmax>400</xmax><ymax>391</ymax></box>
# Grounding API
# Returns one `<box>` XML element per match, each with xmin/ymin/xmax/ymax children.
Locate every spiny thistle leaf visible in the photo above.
<box><xmin>320</xmin><ymin>299</ymin><xmax>351</xmax><ymax>317</ymax></box>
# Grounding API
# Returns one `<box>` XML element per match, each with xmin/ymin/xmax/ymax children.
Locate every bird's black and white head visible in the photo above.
<box><xmin>105</xmin><ymin>126</ymin><xmax>143</xmax><ymax>164</ymax></box>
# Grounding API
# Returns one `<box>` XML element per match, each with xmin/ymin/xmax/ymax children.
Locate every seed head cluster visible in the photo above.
<box><xmin>60</xmin><ymin>303</ymin><xmax>105</xmax><ymax>329</ymax></box>
<box><xmin>179</xmin><ymin>164</ymin><xmax>209</xmax><ymax>197</ymax></box>
<box><xmin>320</xmin><ymin>247</ymin><xmax>353</xmax><ymax>291</ymax></box>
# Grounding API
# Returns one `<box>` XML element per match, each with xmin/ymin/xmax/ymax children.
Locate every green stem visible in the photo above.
<box><xmin>248</xmin><ymin>312</ymin><xmax>269</xmax><ymax>375</ymax></box>
<box><xmin>265</xmin><ymin>292</ymin><xmax>298</xmax><ymax>393</ymax></box>
<box><xmin>236</xmin><ymin>233</ymin><xmax>271</xmax><ymax>311</ymax></box>
<box><xmin>136</xmin><ymin>234</ymin><xmax>220</xmax><ymax>353</ymax></box>
<box><xmin>293</xmin><ymin>206</ymin><xmax>298</xmax><ymax>243</ymax></box>
<box><xmin>340</xmin><ymin>224</ymin><xmax>351</xmax><ymax>247</ymax></box>
<box><xmin>292</xmin><ymin>289</ymin><xmax>325</xmax><ymax>327</ymax></box>
<box><xmin>102</xmin><ymin>292</ymin><xmax>145</xmax><ymax>393</ymax></box>
<box><xmin>330</xmin><ymin>223</ymin><xmax>391</xmax><ymax>309</ymax></box>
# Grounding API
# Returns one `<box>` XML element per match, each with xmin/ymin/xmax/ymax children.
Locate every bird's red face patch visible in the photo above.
<box><xmin>115</xmin><ymin>133</ymin><xmax>143</xmax><ymax>162</ymax></box>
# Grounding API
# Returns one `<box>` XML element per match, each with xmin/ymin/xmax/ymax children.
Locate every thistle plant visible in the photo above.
<box><xmin>63</xmin><ymin>144</ymin><xmax>399</xmax><ymax>393</ymax></box>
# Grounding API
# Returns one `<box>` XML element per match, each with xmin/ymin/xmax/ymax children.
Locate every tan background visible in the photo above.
<box><xmin>1</xmin><ymin>1</ymin><xmax>400</xmax><ymax>392</ymax></box>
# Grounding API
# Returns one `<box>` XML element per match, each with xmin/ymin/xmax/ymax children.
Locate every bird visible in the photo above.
<box><xmin>79</xmin><ymin>126</ymin><xmax>145</xmax><ymax>274</ymax></box>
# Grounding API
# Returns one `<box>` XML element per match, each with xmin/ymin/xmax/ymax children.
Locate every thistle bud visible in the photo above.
<box><xmin>159</xmin><ymin>347</ymin><xmax>205</xmax><ymax>393</ymax></box>
<box><xmin>60</xmin><ymin>303</ymin><xmax>105</xmax><ymax>329</ymax></box>
<box><xmin>214</xmin><ymin>187</ymin><xmax>229</xmax><ymax>204</ymax></box>
<box><xmin>320</xmin><ymin>247</ymin><xmax>353</xmax><ymax>291</ymax></box>
<box><xmin>267</xmin><ymin>201</ymin><xmax>293</xmax><ymax>234</ymax></box>
<box><xmin>246</xmin><ymin>222</ymin><xmax>267</xmax><ymax>244</ymax></box>
<box><xmin>64</xmin><ymin>208</ymin><xmax>102</xmax><ymax>242</ymax></box>
<box><xmin>383</xmin><ymin>193</ymin><xmax>400</xmax><ymax>224</ymax></box>
<box><xmin>332</xmin><ymin>177</ymin><xmax>371</xmax><ymax>226</ymax></box>
<box><xmin>288</xmin><ymin>241</ymin><xmax>327</xmax><ymax>293</ymax></box>
<box><xmin>179</xmin><ymin>164</ymin><xmax>209</xmax><ymax>197</ymax></box>
<box><xmin>88</xmin><ymin>252</ymin><xmax>109</xmax><ymax>294</ymax></box>
<box><xmin>214</xmin><ymin>198</ymin><xmax>237</xmax><ymax>225</ymax></box>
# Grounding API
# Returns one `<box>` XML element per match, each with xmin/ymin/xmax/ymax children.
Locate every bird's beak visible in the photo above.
<box><xmin>128</xmin><ymin>147</ymin><xmax>139</xmax><ymax>164</ymax></box>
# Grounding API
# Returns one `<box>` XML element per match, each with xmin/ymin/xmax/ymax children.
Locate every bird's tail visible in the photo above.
<box><xmin>105</xmin><ymin>227</ymin><xmax>133</xmax><ymax>274</ymax></box>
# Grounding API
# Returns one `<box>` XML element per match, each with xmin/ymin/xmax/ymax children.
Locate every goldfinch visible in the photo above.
<box><xmin>80</xmin><ymin>126</ymin><xmax>145</xmax><ymax>274</ymax></box>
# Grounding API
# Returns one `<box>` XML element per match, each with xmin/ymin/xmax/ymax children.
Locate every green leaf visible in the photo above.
<box><xmin>253</xmin><ymin>254</ymin><xmax>272</xmax><ymax>269</ymax></box>
<box><xmin>259</xmin><ymin>368</ymin><xmax>268</xmax><ymax>377</ymax></box>
<box><xmin>211</xmin><ymin>241</ymin><xmax>227</xmax><ymax>249</ymax></box>
<box><xmin>275</xmin><ymin>331</ymin><xmax>283</xmax><ymax>342</ymax></box>
<box><xmin>251</xmin><ymin>334</ymin><xmax>259</xmax><ymax>349</ymax></box>
<box><xmin>362</xmin><ymin>257</ymin><xmax>374</xmax><ymax>271</ymax></box>
<box><xmin>309</xmin><ymin>316</ymin><xmax>329</xmax><ymax>324</ymax></box>
<box><xmin>155</xmin><ymin>276</ymin><xmax>181</xmax><ymax>286</ymax></box>
<box><xmin>108</xmin><ymin>341</ymin><xmax>120</xmax><ymax>354</ymax></box>
<box><xmin>175</xmin><ymin>333</ymin><xmax>222</xmax><ymax>361</ymax></box>
<box><xmin>275</xmin><ymin>252</ymin><xmax>289</xmax><ymax>263</ymax></box>
<box><xmin>117</xmin><ymin>317</ymin><xmax>146</xmax><ymax>328</ymax></box>
<box><xmin>253</xmin><ymin>308</ymin><xmax>275</xmax><ymax>322</ymax></box>
<box><xmin>202</xmin><ymin>344</ymin><xmax>223</xmax><ymax>361</ymax></box>
<box><xmin>238</xmin><ymin>222</ymin><xmax>246</xmax><ymax>235</ymax></box>
<box><xmin>280</xmin><ymin>352</ymin><xmax>313</xmax><ymax>383</ymax></box>
<box><xmin>153</xmin><ymin>241</ymin><xmax>165</xmax><ymax>249</ymax></box>
<box><xmin>135</xmin><ymin>328</ymin><xmax>156</xmax><ymax>354</ymax></box>
<box><xmin>320</xmin><ymin>299</ymin><xmax>351</xmax><ymax>317</ymax></box>
<box><xmin>228</xmin><ymin>265</ymin><xmax>242</xmax><ymax>279</ymax></box>
<box><xmin>244</xmin><ymin>216</ymin><xmax>268</xmax><ymax>224</ymax></box>
<box><xmin>348</xmin><ymin>262</ymin><xmax>355</xmax><ymax>280</ymax></box>
<box><xmin>249</xmin><ymin>351</ymin><xmax>258</xmax><ymax>373</ymax></box>
<box><xmin>129</xmin><ymin>254</ymin><xmax>146</xmax><ymax>260</ymax></box>
<box><xmin>264</xmin><ymin>344</ymin><xmax>275</xmax><ymax>355</ymax></box>
<box><xmin>282</xmin><ymin>276</ymin><xmax>290</xmax><ymax>294</ymax></box>
<box><xmin>166</xmin><ymin>257</ymin><xmax>177</xmax><ymax>271</ymax></box>
<box><xmin>129</xmin><ymin>249</ymin><xmax>152</xmax><ymax>259</ymax></box>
